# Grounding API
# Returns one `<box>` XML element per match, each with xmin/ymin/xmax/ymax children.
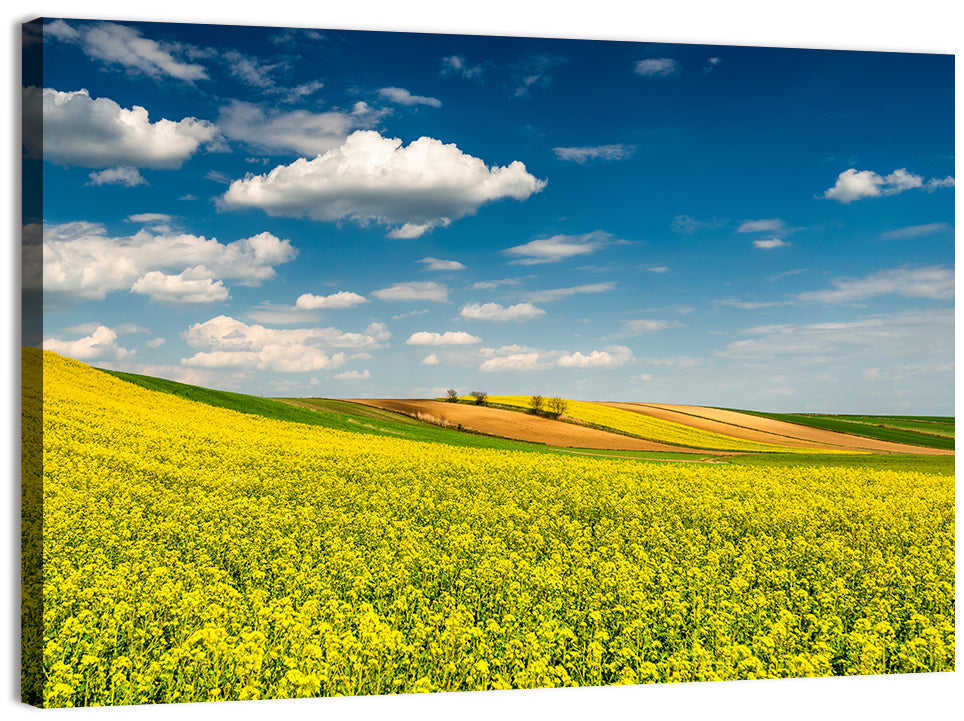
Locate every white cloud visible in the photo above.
<box><xmin>612</xmin><ymin>319</ymin><xmax>679</xmax><ymax>337</ymax></box>
<box><xmin>127</xmin><ymin>213</ymin><xmax>174</xmax><ymax>224</ymax></box>
<box><xmin>478</xmin><ymin>343</ymin><xmax>633</xmax><ymax>371</ymax></box>
<box><xmin>372</xmin><ymin>281</ymin><xmax>449</xmax><ymax>302</ymax></box>
<box><xmin>418</xmin><ymin>257</ymin><xmax>466</xmax><ymax>271</ymax></box>
<box><xmin>717</xmin><ymin>309</ymin><xmax>953</xmax><ymax>369</ymax></box>
<box><xmin>753</xmin><ymin>238</ymin><xmax>791</xmax><ymax>249</ymax></box>
<box><xmin>180</xmin><ymin>315</ymin><xmax>390</xmax><ymax>372</ymax></box>
<box><xmin>405</xmin><ymin>331</ymin><xmax>482</xmax><ymax>346</ymax></box>
<box><xmin>459</xmin><ymin>302</ymin><xmax>546</xmax><ymax>322</ymax></box>
<box><xmin>472</xmin><ymin>277</ymin><xmax>526</xmax><ymax>290</ymax></box>
<box><xmin>334</xmin><ymin>369</ymin><xmax>371</xmax><ymax>380</ymax></box>
<box><xmin>294</xmin><ymin>291</ymin><xmax>369</xmax><ymax>310</ymax></box>
<box><xmin>420</xmin><ymin>354</ymin><xmax>439</xmax><ymax>366</ymax></box>
<box><xmin>820</xmin><ymin>168</ymin><xmax>955</xmax><ymax>203</ymax></box>
<box><xmin>523</xmin><ymin>282</ymin><xmax>616</xmax><ymax>303</ymax></box>
<box><xmin>38</xmin><ymin>221</ymin><xmax>296</xmax><ymax>303</ymax></box>
<box><xmin>553</xmin><ymin>144</ymin><xmax>636</xmax><ymax>163</ymax></box>
<box><xmin>391</xmin><ymin>309</ymin><xmax>429</xmax><ymax>320</ymax></box>
<box><xmin>648</xmin><ymin>266</ymin><xmax>670</xmax><ymax>273</ymax></box>
<box><xmin>377</xmin><ymin>87</ymin><xmax>442</xmax><ymax>107</ymax></box>
<box><xmin>219</xmin><ymin>130</ymin><xmax>546</xmax><ymax>237</ymax></box>
<box><xmin>504</xmin><ymin>231</ymin><xmax>615</xmax><ymax>265</ymax></box>
<box><xmin>46</xmin><ymin>20</ymin><xmax>208</xmax><ymax>81</ymax></box>
<box><xmin>634</xmin><ymin>58</ymin><xmax>680</xmax><ymax>77</ymax></box>
<box><xmin>87</xmin><ymin>167</ymin><xmax>147</xmax><ymax>187</ymax></box>
<box><xmin>43</xmin><ymin>325</ymin><xmax>135</xmax><ymax>361</ymax></box>
<box><xmin>795</xmin><ymin>265</ymin><xmax>954</xmax><ymax>303</ymax></box>
<box><xmin>738</xmin><ymin>219</ymin><xmax>785</xmax><ymax>233</ymax></box>
<box><xmin>879</xmin><ymin>222</ymin><xmax>952</xmax><ymax>240</ymax></box>
<box><xmin>145</xmin><ymin>337</ymin><xmax>166</xmax><ymax>349</ymax></box>
<box><xmin>556</xmin><ymin>345</ymin><xmax>633</xmax><ymax>368</ymax></box>
<box><xmin>26</xmin><ymin>87</ymin><xmax>220</xmax><ymax>168</ymax></box>
<box><xmin>216</xmin><ymin>100</ymin><xmax>382</xmax><ymax>156</ymax></box>
<box><xmin>441</xmin><ymin>55</ymin><xmax>484</xmax><ymax>80</ymax></box>
<box><xmin>131</xmin><ymin>266</ymin><xmax>230</xmax><ymax>305</ymax></box>
<box><xmin>479</xmin><ymin>352</ymin><xmax>546</xmax><ymax>372</ymax></box>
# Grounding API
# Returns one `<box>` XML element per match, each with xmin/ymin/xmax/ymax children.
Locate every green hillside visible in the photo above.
<box><xmin>722</xmin><ymin>409</ymin><xmax>955</xmax><ymax>451</ymax></box>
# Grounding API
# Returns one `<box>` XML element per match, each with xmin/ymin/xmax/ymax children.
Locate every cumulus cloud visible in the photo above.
<box><xmin>479</xmin><ymin>343</ymin><xmax>633</xmax><ymax>371</ymax></box>
<box><xmin>87</xmin><ymin>167</ymin><xmax>147</xmax><ymax>187</ymax></box>
<box><xmin>372</xmin><ymin>281</ymin><xmax>449</xmax><ymax>302</ymax></box>
<box><xmin>504</xmin><ymin>231</ymin><xmax>616</xmax><ymax>265</ymax></box>
<box><xmin>418</xmin><ymin>257</ymin><xmax>466</xmax><ymax>271</ymax></box>
<box><xmin>820</xmin><ymin>168</ymin><xmax>955</xmax><ymax>203</ymax></box>
<box><xmin>377</xmin><ymin>87</ymin><xmax>442</xmax><ymax>107</ymax></box>
<box><xmin>38</xmin><ymin>221</ymin><xmax>296</xmax><ymax>303</ymax></box>
<box><xmin>46</xmin><ymin>20</ymin><xmax>208</xmax><ymax>81</ymax></box>
<box><xmin>43</xmin><ymin>325</ymin><xmax>135</xmax><ymax>361</ymax></box>
<box><xmin>795</xmin><ymin>265</ymin><xmax>954</xmax><ymax>303</ymax></box>
<box><xmin>334</xmin><ymin>369</ymin><xmax>371</xmax><ymax>380</ymax></box>
<box><xmin>459</xmin><ymin>302</ymin><xmax>546</xmax><ymax>322</ymax></box>
<box><xmin>634</xmin><ymin>58</ymin><xmax>680</xmax><ymax>77</ymax></box>
<box><xmin>523</xmin><ymin>282</ymin><xmax>616</xmax><ymax>303</ymax></box>
<box><xmin>753</xmin><ymin>238</ymin><xmax>790</xmax><ymax>249</ymax></box>
<box><xmin>219</xmin><ymin>130</ymin><xmax>545</xmax><ymax>237</ymax></box>
<box><xmin>556</xmin><ymin>345</ymin><xmax>633</xmax><ymax>368</ymax></box>
<box><xmin>181</xmin><ymin>315</ymin><xmax>390</xmax><ymax>372</ymax></box>
<box><xmin>405</xmin><ymin>331</ymin><xmax>482</xmax><ymax>346</ymax></box>
<box><xmin>217</xmin><ymin>100</ymin><xmax>383</xmax><ymax>156</ymax></box>
<box><xmin>26</xmin><ymin>87</ymin><xmax>220</xmax><ymax>168</ymax></box>
<box><xmin>131</xmin><ymin>266</ymin><xmax>230</xmax><ymax>305</ymax></box>
<box><xmin>553</xmin><ymin>144</ymin><xmax>636</xmax><ymax>163</ymax></box>
<box><xmin>479</xmin><ymin>352</ymin><xmax>546</xmax><ymax>372</ymax></box>
<box><xmin>420</xmin><ymin>354</ymin><xmax>439</xmax><ymax>366</ymax></box>
<box><xmin>294</xmin><ymin>291</ymin><xmax>369</xmax><ymax>310</ymax></box>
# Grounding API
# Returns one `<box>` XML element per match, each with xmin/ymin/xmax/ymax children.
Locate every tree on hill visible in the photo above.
<box><xmin>445</xmin><ymin>389</ymin><xmax>458</xmax><ymax>402</ymax></box>
<box><xmin>547</xmin><ymin>397</ymin><xmax>568</xmax><ymax>417</ymax></box>
<box><xmin>529</xmin><ymin>395</ymin><xmax>545</xmax><ymax>414</ymax></box>
<box><xmin>470</xmin><ymin>391</ymin><xmax>488</xmax><ymax>406</ymax></box>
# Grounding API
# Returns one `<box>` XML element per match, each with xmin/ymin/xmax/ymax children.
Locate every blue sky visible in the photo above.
<box><xmin>26</xmin><ymin>17</ymin><xmax>955</xmax><ymax>412</ymax></box>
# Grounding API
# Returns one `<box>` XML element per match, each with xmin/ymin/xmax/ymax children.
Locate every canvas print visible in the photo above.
<box><xmin>21</xmin><ymin>17</ymin><xmax>954</xmax><ymax>708</ymax></box>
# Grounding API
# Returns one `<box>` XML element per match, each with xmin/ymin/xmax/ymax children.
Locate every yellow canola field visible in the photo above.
<box><xmin>486</xmin><ymin>396</ymin><xmax>849</xmax><ymax>453</ymax></box>
<box><xmin>32</xmin><ymin>350</ymin><xmax>954</xmax><ymax>706</ymax></box>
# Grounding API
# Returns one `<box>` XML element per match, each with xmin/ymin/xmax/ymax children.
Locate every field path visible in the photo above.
<box><xmin>598</xmin><ymin>402</ymin><xmax>954</xmax><ymax>455</ymax></box>
<box><xmin>347</xmin><ymin>399</ymin><xmax>726</xmax><ymax>454</ymax></box>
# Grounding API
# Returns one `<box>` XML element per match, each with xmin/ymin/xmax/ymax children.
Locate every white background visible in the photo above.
<box><xmin>3</xmin><ymin>2</ymin><xmax>960</xmax><ymax>719</ymax></box>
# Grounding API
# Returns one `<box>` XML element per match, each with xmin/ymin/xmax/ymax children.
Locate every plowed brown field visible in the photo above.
<box><xmin>598</xmin><ymin>402</ymin><xmax>953</xmax><ymax>455</ymax></box>
<box><xmin>347</xmin><ymin>399</ymin><xmax>725</xmax><ymax>454</ymax></box>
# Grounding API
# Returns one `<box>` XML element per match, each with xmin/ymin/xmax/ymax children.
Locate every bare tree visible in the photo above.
<box><xmin>445</xmin><ymin>389</ymin><xmax>459</xmax><ymax>402</ymax></box>
<box><xmin>470</xmin><ymin>391</ymin><xmax>488</xmax><ymax>406</ymax></box>
<box><xmin>547</xmin><ymin>397</ymin><xmax>568</xmax><ymax>417</ymax></box>
<box><xmin>529</xmin><ymin>395</ymin><xmax>545</xmax><ymax>414</ymax></box>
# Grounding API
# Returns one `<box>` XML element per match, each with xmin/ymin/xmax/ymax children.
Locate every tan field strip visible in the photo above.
<box><xmin>599</xmin><ymin>402</ymin><xmax>954</xmax><ymax>455</ymax></box>
<box><xmin>347</xmin><ymin>399</ymin><xmax>726</xmax><ymax>454</ymax></box>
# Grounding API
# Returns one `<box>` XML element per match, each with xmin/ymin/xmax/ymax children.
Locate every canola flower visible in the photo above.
<box><xmin>485</xmin><ymin>396</ymin><xmax>852</xmax><ymax>453</ymax></box>
<box><xmin>30</xmin><ymin>349</ymin><xmax>954</xmax><ymax>707</ymax></box>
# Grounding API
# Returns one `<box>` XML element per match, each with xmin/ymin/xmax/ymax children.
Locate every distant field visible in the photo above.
<box><xmin>480</xmin><ymin>396</ymin><xmax>856</xmax><ymax>454</ymax></box>
<box><xmin>723</xmin><ymin>409</ymin><xmax>955</xmax><ymax>451</ymax></box>
<box><xmin>101</xmin><ymin>370</ymin><xmax>710</xmax><ymax>461</ymax></box>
